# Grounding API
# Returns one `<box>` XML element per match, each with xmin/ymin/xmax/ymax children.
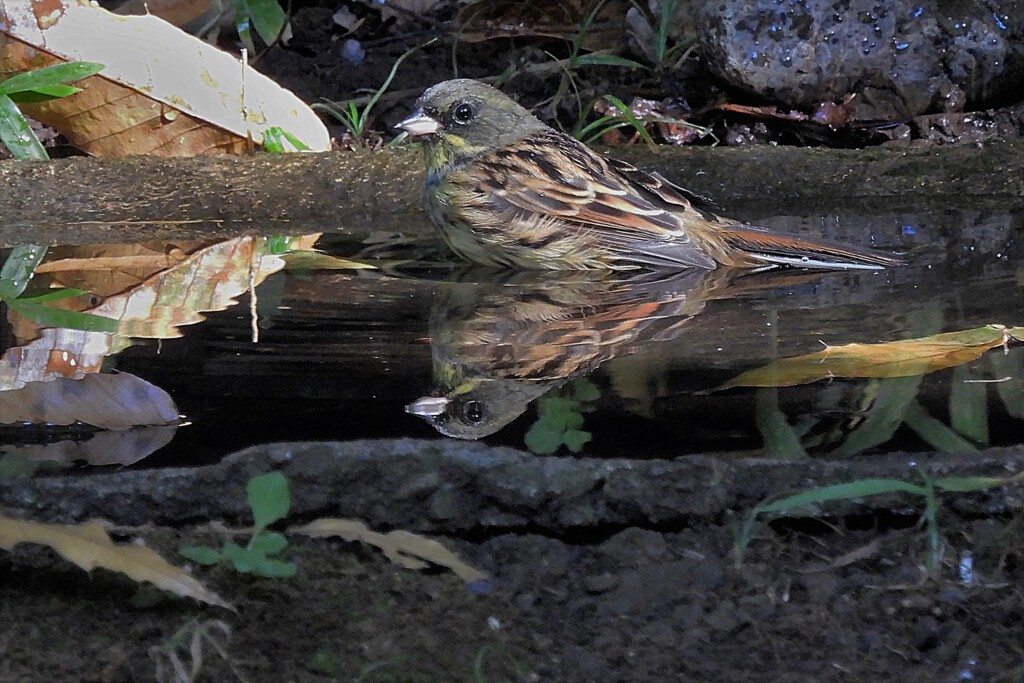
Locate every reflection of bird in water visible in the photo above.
<box><xmin>406</xmin><ymin>268</ymin><xmax>788</xmax><ymax>440</ymax></box>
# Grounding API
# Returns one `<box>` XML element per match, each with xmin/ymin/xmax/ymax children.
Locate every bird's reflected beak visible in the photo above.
<box><xmin>405</xmin><ymin>395</ymin><xmax>449</xmax><ymax>418</ymax></box>
<box><xmin>395</xmin><ymin>110</ymin><xmax>440</xmax><ymax>137</ymax></box>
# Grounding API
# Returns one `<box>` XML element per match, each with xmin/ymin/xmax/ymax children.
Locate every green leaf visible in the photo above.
<box><xmin>9</xmin><ymin>85</ymin><xmax>81</xmax><ymax>103</ymax></box>
<box><xmin>250</xmin><ymin>556</ymin><xmax>297</xmax><ymax>578</ymax></box>
<box><xmin>249</xmin><ymin>531</ymin><xmax>288</xmax><ymax>555</ymax></box>
<box><xmin>8</xmin><ymin>300</ymin><xmax>119</xmax><ymax>332</ymax></box>
<box><xmin>0</xmin><ymin>62</ymin><xmax>104</xmax><ymax>95</ymax></box>
<box><xmin>250</xmin><ymin>557</ymin><xmax>296</xmax><ymax>577</ymax></box>
<box><xmin>223</xmin><ymin>541</ymin><xmax>259</xmax><ymax>573</ymax></box>
<box><xmin>753</xmin><ymin>478</ymin><xmax>928</xmax><ymax>515</ymax></box>
<box><xmin>524</xmin><ymin>422</ymin><xmax>563</xmax><ymax>455</ymax></box>
<box><xmin>903</xmin><ymin>401</ymin><xmax>979</xmax><ymax>453</ymax></box>
<box><xmin>17</xmin><ymin>287</ymin><xmax>89</xmax><ymax>303</ymax></box>
<box><xmin>538</xmin><ymin>397</ymin><xmax>577</xmax><ymax>419</ymax></box>
<box><xmin>0</xmin><ymin>245</ymin><xmax>48</xmax><ymax>299</ymax></box>
<box><xmin>827</xmin><ymin>376</ymin><xmax>925</xmax><ymax>457</ymax></box>
<box><xmin>991</xmin><ymin>348</ymin><xmax>1024</xmax><ymax>419</ymax></box>
<box><xmin>935</xmin><ymin>475</ymin><xmax>1014</xmax><ymax>493</ymax></box>
<box><xmin>571</xmin><ymin>379</ymin><xmax>600</xmax><ymax>402</ymax></box>
<box><xmin>247</xmin><ymin>471</ymin><xmax>291</xmax><ymax>531</ymax></box>
<box><xmin>261</xmin><ymin>127</ymin><xmax>311</xmax><ymax>153</ymax></box>
<box><xmin>179</xmin><ymin>545</ymin><xmax>223</xmax><ymax>565</ymax></box>
<box><xmin>562</xmin><ymin>429</ymin><xmax>592</xmax><ymax>453</ymax></box>
<box><xmin>755</xmin><ymin>388</ymin><xmax>807</xmax><ymax>460</ymax></box>
<box><xmin>574</xmin><ymin>52</ymin><xmax>645</xmax><ymax>69</ymax></box>
<box><xmin>0</xmin><ymin>94</ymin><xmax>48</xmax><ymax>160</ymax></box>
<box><xmin>949</xmin><ymin>365</ymin><xmax>989</xmax><ymax>446</ymax></box>
<box><xmin>242</xmin><ymin>0</ymin><xmax>286</xmax><ymax>45</ymax></box>
<box><xmin>233</xmin><ymin>0</ymin><xmax>256</xmax><ymax>53</ymax></box>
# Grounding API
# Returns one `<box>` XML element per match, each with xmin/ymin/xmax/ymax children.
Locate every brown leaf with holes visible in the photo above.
<box><xmin>0</xmin><ymin>0</ymin><xmax>328</xmax><ymax>155</ymax></box>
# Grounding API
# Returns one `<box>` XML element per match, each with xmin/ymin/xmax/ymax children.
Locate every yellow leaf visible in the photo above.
<box><xmin>717</xmin><ymin>324</ymin><xmax>1017</xmax><ymax>390</ymax></box>
<box><xmin>0</xmin><ymin>516</ymin><xmax>232</xmax><ymax>609</ymax></box>
<box><xmin>291</xmin><ymin>519</ymin><xmax>489</xmax><ymax>583</ymax></box>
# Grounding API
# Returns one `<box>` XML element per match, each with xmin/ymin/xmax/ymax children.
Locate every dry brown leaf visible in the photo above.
<box><xmin>0</xmin><ymin>372</ymin><xmax>178</xmax><ymax>428</ymax></box>
<box><xmin>5</xmin><ymin>424</ymin><xmax>178</xmax><ymax>466</ymax></box>
<box><xmin>457</xmin><ymin>0</ymin><xmax>629</xmax><ymax>52</ymax></box>
<box><xmin>1</xmin><ymin>234</ymin><xmax>320</xmax><ymax>391</ymax></box>
<box><xmin>0</xmin><ymin>516</ymin><xmax>232</xmax><ymax>609</ymax></box>
<box><xmin>291</xmin><ymin>518</ymin><xmax>490</xmax><ymax>583</ymax></box>
<box><xmin>33</xmin><ymin>242</ymin><xmax>201</xmax><ymax>296</ymax></box>
<box><xmin>280</xmin><ymin>251</ymin><xmax>378</xmax><ymax>271</ymax></box>
<box><xmin>0</xmin><ymin>0</ymin><xmax>329</xmax><ymax>155</ymax></box>
<box><xmin>717</xmin><ymin>325</ymin><xmax>1019</xmax><ymax>390</ymax></box>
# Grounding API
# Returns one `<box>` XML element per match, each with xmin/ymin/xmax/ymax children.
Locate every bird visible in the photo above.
<box><xmin>395</xmin><ymin>79</ymin><xmax>902</xmax><ymax>271</ymax></box>
<box><xmin>404</xmin><ymin>267</ymin><xmax>804</xmax><ymax>439</ymax></box>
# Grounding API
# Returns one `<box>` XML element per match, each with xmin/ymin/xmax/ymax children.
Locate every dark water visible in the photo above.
<box><xmin>0</xmin><ymin>200</ymin><xmax>1021</xmax><ymax>471</ymax></box>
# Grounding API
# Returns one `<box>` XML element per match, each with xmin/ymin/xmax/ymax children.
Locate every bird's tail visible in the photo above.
<box><xmin>713</xmin><ymin>223</ymin><xmax>903</xmax><ymax>271</ymax></box>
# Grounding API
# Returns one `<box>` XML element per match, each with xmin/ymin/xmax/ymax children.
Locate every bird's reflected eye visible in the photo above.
<box><xmin>452</xmin><ymin>102</ymin><xmax>475</xmax><ymax>124</ymax></box>
<box><xmin>462</xmin><ymin>400</ymin><xmax>486</xmax><ymax>423</ymax></box>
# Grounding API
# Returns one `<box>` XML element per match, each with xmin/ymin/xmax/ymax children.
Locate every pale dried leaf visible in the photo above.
<box><xmin>0</xmin><ymin>516</ymin><xmax>232</xmax><ymax>609</ymax></box>
<box><xmin>0</xmin><ymin>0</ymin><xmax>329</xmax><ymax>155</ymax></box>
<box><xmin>717</xmin><ymin>325</ymin><xmax>1017</xmax><ymax>390</ymax></box>
<box><xmin>291</xmin><ymin>518</ymin><xmax>489</xmax><ymax>583</ymax></box>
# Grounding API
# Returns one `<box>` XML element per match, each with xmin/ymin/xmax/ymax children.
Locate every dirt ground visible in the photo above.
<box><xmin>2</xmin><ymin>440</ymin><xmax>1023</xmax><ymax>682</ymax></box>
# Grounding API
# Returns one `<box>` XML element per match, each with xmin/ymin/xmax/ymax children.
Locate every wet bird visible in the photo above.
<box><xmin>396</xmin><ymin>79</ymin><xmax>901</xmax><ymax>271</ymax></box>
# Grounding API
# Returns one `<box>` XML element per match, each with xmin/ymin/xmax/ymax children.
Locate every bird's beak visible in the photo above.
<box><xmin>405</xmin><ymin>395</ymin><xmax>448</xmax><ymax>418</ymax></box>
<box><xmin>395</xmin><ymin>109</ymin><xmax>440</xmax><ymax>137</ymax></box>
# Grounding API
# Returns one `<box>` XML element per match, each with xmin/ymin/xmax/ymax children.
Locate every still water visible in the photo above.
<box><xmin>0</xmin><ymin>199</ymin><xmax>1021</xmax><ymax>470</ymax></box>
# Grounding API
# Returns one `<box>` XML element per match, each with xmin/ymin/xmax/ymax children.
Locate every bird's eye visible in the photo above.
<box><xmin>452</xmin><ymin>103</ymin><xmax>475</xmax><ymax>124</ymax></box>
<box><xmin>462</xmin><ymin>400</ymin><xmax>486</xmax><ymax>423</ymax></box>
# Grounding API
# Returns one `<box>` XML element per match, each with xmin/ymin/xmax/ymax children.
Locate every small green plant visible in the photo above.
<box><xmin>0</xmin><ymin>245</ymin><xmax>118</xmax><ymax>332</ymax></box>
<box><xmin>734</xmin><ymin>470</ymin><xmax>1024</xmax><ymax>574</ymax></box>
<box><xmin>545</xmin><ymin>0</ymin><xmax>644</xmax><ymax>116</ymax></box>
<box><xmin>261</xmin><ymin>127</ymin><xmax>311</xmax><ymax>153</ymax></box>
<box><xmin>573</xmin><ymin>95</ymin><xmax>657</xmax><ymax>145</ymax></box>
<box><xmin>0</xmin><ymin>61</ymin><xmax>104</xmax><ymax>160</ymax></box>
<box><xmin>525</xmin><ymin>378</ymin><xmax>600</xmax><ymax>455</ymax></box>
<box><xmin>316</xmin><ymin>38</ymin><xmax>436</xmax><ymax>141</ymax></box>
<box><xmin>572</xmin><ymin>94</ymin><xmax>712</xmax><ymax>145</ymax></box>
<box><xmin>181</xmin><ymin>471</ymin><xmax>297</xmax><ymax>577</ymax></box>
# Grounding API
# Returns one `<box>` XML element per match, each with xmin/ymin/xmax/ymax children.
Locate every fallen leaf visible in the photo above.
<box><xmin>291</xmin><ymin>518</ymin><xmax>489</xmax><ymax>583</ymax></box>
<box><xmin>457</xmin><ymin>0</ymin><xmax>629</xmax><ymax>52</ymax></box>
<box><xmin>717</xmin><ymin>325</ymin><xmax>1019</xmax><ymax>390</ymax></box>
<box><xmin>0</xmin><ymin>372</ymin><xmax>179</xmax><ymax>428</ymax></box>
<box><xmin>0</xmin><ymin>516</ymin><xmax>232</xmax><ymax>609</ymax></box>
<box><xmin>0</xmin><ymin>0</ymin><xmax>329</xmax><ymax>154</ymax></box>
<box><xmin>280</xmin><ymin>251</ymin><xmax>377</xmax><ymax>271</ymax></box>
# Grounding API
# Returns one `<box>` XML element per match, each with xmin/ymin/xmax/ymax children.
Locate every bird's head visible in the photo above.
<box><xmin>395</xmin><ymin>79</ymin><xmax>546</xmax><ymax>172</ymax></box>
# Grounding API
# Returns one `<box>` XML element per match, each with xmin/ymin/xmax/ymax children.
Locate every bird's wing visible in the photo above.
<box><xmin>467</xmin><ymin>130</ymin><xmax>718</xmax><ymax>269</ymax></box>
